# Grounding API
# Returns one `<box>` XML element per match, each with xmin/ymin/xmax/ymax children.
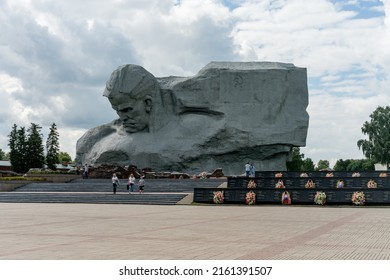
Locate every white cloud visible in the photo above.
<box><xmin>0</xmin><ymin>73</ymin><xmax>23</xmax><ymax>94</ymax></box>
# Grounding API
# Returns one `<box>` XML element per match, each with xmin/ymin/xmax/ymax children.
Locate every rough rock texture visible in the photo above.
<box><xmin>76</xmin><ymin>62</ymin><xmax>309</xmax><ymax>175</ymax></box>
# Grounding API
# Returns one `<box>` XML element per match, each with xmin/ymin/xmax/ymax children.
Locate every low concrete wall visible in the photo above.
<box><xmin>0</xmin><ymin>181</ymin><xmax>29</xmax><ymax>192</ymax></box>
<box><xmin>25</xmin><ymin>174</ymin><xmax>79</xmax><ymax>183</ymax></box>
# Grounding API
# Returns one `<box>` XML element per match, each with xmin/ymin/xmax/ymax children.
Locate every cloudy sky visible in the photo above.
<box><xmin>1</xmin><ymin>0</ymin><xmax>389</xmax><ymax>168</ymax></box>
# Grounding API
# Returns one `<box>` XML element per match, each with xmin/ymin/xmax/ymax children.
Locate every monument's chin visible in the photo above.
<box><xmin>123</xmin><ymin>126</ymin><xmax>139</xmax><ymax>133</ymax></box>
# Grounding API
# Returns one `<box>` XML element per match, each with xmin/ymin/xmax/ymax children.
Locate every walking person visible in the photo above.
<box><xmin>83</xmin><ymin>163</ymin><xmax>89</xmax><ymax>179</ymax></box>
<box><xmin>128</xmin><ymin>173</ymin><xmax>136</xmax><ymax>193</ymax></box>
<box><xmin>245</xmin><ymin>162</ymin><xmax>251</xmax><ymax>177</ymax></box>
<box><xmin>249</xmin><ymin>163</ymin><xmax>256</xmax><ymax>178</ymax></box>
<box><xmin>112</xmin><ymin>173</ymin><xmax>120</xmax><ymax>194</ymax></box>
<box><xmin>138</xmin><ymin>175</ymin><xmax>145</xmax><ymax>194</ymax></box>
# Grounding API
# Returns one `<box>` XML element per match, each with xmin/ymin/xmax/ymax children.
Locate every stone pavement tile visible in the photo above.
<box><xmin>2</xmin><ymin>203</ymin><xmax>390</xmax><ymax>260</ymax></box>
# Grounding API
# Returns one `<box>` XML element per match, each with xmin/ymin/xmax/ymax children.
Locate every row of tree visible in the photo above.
<box><xmin>357</xmin><ymin>105</ymin><xmax>390</xmax><ymax>168</ymax></box>
<box><xmin>287</xmin><ymin>105</ymin><xmax>390</xmax><ymax>171</ymax></box>
<box><xmin>7</xmin><ymin>123</ymin><xmax>61</xmax><ymax>173</ymax></box>
<box><xmin>286</xmin><ymin>147</ymin><xmax>375</xmax><ymax>172</ymax></box>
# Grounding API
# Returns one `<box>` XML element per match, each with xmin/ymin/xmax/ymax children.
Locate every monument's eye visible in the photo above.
<box><xmin>120</xmin><ymin>107</ymin><xmax>133</xmax><ymax>113</ymax></box>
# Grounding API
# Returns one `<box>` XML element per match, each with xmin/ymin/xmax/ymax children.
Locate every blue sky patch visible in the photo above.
<box><xmin>331</xmin><ymin>0</ymin><xmax>385</xmax><ymax>19</ymax></box>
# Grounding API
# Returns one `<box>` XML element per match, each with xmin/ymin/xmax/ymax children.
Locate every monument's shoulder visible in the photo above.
<box><xmin>198</xmin><ymin>61</ymin><xmax>304</xmax><ymax>73</ymax></box>
<box><xmin>156</xmin><ymin>76</ymin><xmax>188</xmax><ymax>89</ymax></box>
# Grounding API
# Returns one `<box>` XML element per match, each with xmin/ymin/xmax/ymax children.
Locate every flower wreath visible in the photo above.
<box><xmin>336</xmin><ymin>180</ymin><xmax>344</xmax><ymax>189</ymax></box>
<box><xmin>352</xmin><ymin>191</ymin><xmax>365</xmax><ymax>206</ymax></box>
<box><xmin>314</xmin><ymin>191</ymin><xmax>326</xmax><ymax>205</ymax></box>
<box><xmin>245</xmin><ymin>191</ymin><xmax>256</xmax><ymax>205</ymax></box>
<box><xmin>200</xmin><ymin>171</ymin><xmax>208</xmax><ymax>179</ymax></box>
<box><xmin>247</xmin><ymin>179</ymin><xmax>257</xmax><ymax>189</ymax></box>
<box><xmin>275</xmin><ymin>179</ymin><xmax>285</xmax><ymax>188</ymax></box>
<box><xmin>275</xmin><ymin>172</ymin><xmax>283</xmax><ymax>178</ymax></box>
<box><xmin>281</xmin><ymin>191</ymin><xmax>291</xmax><ymax>205</ymax></box>
<box><xmin>305</xmin><ymin>179</ymin><xmax>315</xmax><ymax>189</ymax></box>
<box><xmin>367</xmin><ymin>179</ymin><xmax>377</xmax><ymax>189</ymax></box>
<box><xmin>213</xmin><ymin>191</ymin><xmax>224</xmax><ymax>204</ymax></box>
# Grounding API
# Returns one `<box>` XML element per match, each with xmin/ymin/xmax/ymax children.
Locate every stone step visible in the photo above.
<box><xmin>0</xmin><ymin>192</ymin><xmax>186</xmax><ymax>205</ymax></box>
<box><xmin>13</xmin><ymin>178</ymin><xmax>224</xmax><ymax>193</ymax></box>
<box><xmin>4</xmin><ymin>178</ymin><xmax>224</xmax><ymax>205</ymax></box>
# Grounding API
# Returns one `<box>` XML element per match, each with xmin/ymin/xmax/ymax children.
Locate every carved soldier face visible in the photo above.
<box><xmin>103</xmin><ymin>64</ymin><xmax>159</xmax><ymax>133</ymax></box>
<box><xmin>109</xmin><ymin>93</ymin><xmax>153</xmax><ymax>133</ymax></box>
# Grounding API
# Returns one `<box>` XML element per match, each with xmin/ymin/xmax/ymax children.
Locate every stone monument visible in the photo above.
<box><xmin>75</xmin><ymin>62</ymin><xmax>309</xmax><ymax>175</ymax></box>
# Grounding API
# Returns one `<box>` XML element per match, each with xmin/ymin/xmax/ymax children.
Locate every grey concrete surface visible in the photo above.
<box><xmin>1</xmin><ymin>203</ymin><xmax>390</xmax><ymax>260</ymax></box>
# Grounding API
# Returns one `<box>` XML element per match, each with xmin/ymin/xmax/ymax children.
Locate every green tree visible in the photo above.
<box><xmin>46</xmin><ymin>123</ymin><xmax>60</xmax><ymax>170</ymax></box>
<box><xmin>287</xmin><ymin>147</ymin><xmax>315</xmax><ymax>171</ymax></box>
<box><xmin>26</xmin><ymin>123</ymin><xmax>45</xmax><ymax>169</ymax></box>
<box><xmin>316</xmin><ymin>159</ymin><xmax>330</xmax><ymax>171</ymax></box>
<box><xmin>346</xmin><ymin>160</ymin><xmax>362</xmax><ymax>171</ymax></box>
<box><xmin>333</xmin><ymin>159</ymin><xmax>351</xmax><ymax>171</ymax></box>
<box><xmin>0</xmin><ymin>148</ymin><xmax>5</xmax><ymax>160</ymax></box>
<box><xmin>333</xmin><ymin>159</ymin><xmax>375</xmax><ymax>171</ymax></box>
<box><xmin>58</xmin><ymin>151</ymin><xmax>72</xmax><ymax>163</ymax></box>
<box><xmin>361</xmin><ymin>159</ymin><xmax>375</xmax><ymax>171</ymax></box>
<box><xmin>8</xmin><ymin>124</ymin><xmax>19</xmax><ymax>170</ymax></box>
<box><xmin>346</xmin><ymin>159</ymin><xmax>375</xmax><ymax>171</ymax></box>
<box><xmin>16</xmin><ymin>126</ymin><xmax>29</xmax><ymax>172</ymax></box>
<box><xmin>8</xmin><ymin>123</ymin><xmax>47</xmax><ymax>173</ymax></box>
<box><xmin>302</xmin><ymin>158</ymin><xmax>315</xmax><ymax>171</ymax></box>
<box><xmin>8</xmin><ymin>124</ymin><xmax>29</xmax><ymax>173</ymax></box>
<box><xmin>286</xmin><ymin>147</ymin><xmax>304</xmax><ymax>171</ymax></box>
<box><xmin>357</xmin><ymin>106</ymin><xmax>390</xmax><ymax>168</ymax></box>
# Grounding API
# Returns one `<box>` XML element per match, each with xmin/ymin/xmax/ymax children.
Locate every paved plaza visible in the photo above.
<box><xmin>1</xmin><ymin>202</ymin><xmax>390</xmax><ymax>260</ymax></box>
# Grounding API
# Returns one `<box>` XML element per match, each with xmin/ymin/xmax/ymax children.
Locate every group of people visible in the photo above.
<box><xmin>111</xmin><ymin>173</ymin><xmax>145</xmax><ymax>195</ymax></box>
<box><xmin>244</xmin><ymin>162</ymin><xmax>256</xmax><ymax>177</ymax></box>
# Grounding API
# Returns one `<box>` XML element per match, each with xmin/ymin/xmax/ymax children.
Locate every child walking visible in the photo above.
<box><xmin>138</xmin><ymin>176</ymin><xmax>145</xmax><ymax>194</ymax></box>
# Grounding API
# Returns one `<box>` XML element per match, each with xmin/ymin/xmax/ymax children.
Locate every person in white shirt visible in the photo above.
<box><xmin>138</xmin><ymin>176</ymin><xmax>145</xmax><ymax>193</ymax></box>
<box><xmin>128</xmin><ymin>174</ymin><xmax>136</xmax><ymax>193</ymax></box>
<box><xmin>245</xmin><ymin>162</ymin><xmax>251</xmax><ymax>177</ymax></box>
<box><xmin>249</xmin><ymin>163</ymin><xmax>256</xmax><ymax>178</ymax></box>
<box><xmin>112</xmin><ymin>173</ymin><xmax>120</xmax><ymax>194</ymax></box>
